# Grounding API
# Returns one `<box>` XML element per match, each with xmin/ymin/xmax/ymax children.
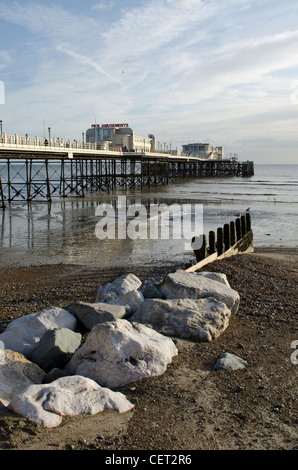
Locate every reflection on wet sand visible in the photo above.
<box><xmin>0</xmin><ymin>197</ymin><xmax>197</xmax><ymax>267</ymax></box>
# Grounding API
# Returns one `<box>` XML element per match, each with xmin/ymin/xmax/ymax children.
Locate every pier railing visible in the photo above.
<box><xmin>186</xmin><ymin>212</ymin><xmax>253</xmax><ymax>272</ymax></box>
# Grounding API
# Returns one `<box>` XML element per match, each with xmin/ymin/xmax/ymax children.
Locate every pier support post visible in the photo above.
<box><xmin>0</xmin><ymin>171</ymin><xmax>5</xmax><ymax>208</ymax></box>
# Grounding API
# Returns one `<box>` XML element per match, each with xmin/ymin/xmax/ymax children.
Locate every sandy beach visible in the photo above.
<box><xmin>0</xmin><ymin>247</ymin><xmax>297</xmax><ymax>452</ymax></box>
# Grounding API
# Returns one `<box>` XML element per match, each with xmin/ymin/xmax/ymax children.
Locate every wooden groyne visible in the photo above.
<box><xmin>187</xmin><ymin>212</ymin><xmax>253</xmax><ymax>272</ymax></box>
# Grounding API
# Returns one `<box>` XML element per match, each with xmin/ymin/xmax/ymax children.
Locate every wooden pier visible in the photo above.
<box><xmin>0</xmin><ymin>134</ymin><xmax>254</xmax><ymax>207</ymax></box>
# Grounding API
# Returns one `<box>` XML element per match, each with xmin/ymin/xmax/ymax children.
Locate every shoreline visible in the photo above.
<box><xmin>0</xmin><ymin>246</ymin><xmax>297</xmax><ymax>450</ymax></box>
<box><xmin>0</xmin><ymin>245</ymin><xmax>298</xmax><ymax>269</ymax></box>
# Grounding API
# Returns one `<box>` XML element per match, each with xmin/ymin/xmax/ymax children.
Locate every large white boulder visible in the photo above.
<box><xmin>160</xmin><ymin>270</ymin><xmax>240</xmax><ymax>314</ymax></box>
<box><xmin>195</xmin><ymin>271</ymin><xmax>231</xmax><ymax>287</ymax></box>
<box><xmin>0</xmin><ymin>307</ymin><xmax>77</xmax><ymax>357</ymax></box>
<box><xmin>131</xmin><ymin>297</ymin><xmax>231</xmax><ymax>342</ymax></box>
<box><xmin>8</xmin><ymin>375</ymin><xmax>134</xmax><ymax>428</ymax></box>
<box><xmin>0</xmin><ymin>349</ymin><xmax>45</xmax><ymax>407</ymax></box>
<box><xmin>96</xmin><ymin>273</ymin><xmax>142</xmax><ymax>303</ymax></box>
<box><xmin>66</xmin><ymin>319</ymin><xmax>178</xmax><ymax>388</ymax></box>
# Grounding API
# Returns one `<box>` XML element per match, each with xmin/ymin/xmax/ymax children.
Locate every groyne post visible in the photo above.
<box><xmin>192</xmin><ymin>212</ymin><xmax>253</xmax><ymax>265</ymax></box>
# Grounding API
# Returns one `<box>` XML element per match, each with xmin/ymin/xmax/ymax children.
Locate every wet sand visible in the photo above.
<box><xmin>0</xmin><ymin>247</ymin><xmax>297</xmax><ymax>451</ymax></box>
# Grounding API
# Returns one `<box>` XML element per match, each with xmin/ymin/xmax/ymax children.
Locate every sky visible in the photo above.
<box><xmin>0</xmin><ymin>0</ymin><xmax>298</xmax><ymax>164</ymax></box>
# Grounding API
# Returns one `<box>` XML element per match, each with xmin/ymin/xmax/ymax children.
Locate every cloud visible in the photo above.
<box><xmin>92</xmin><ymin>1</ymin><xmax>114</xmax><ymax>10</ymax></box>
<box><xmin>0</xmin><ymin>50</ymin><xmax>11</xmax><ymax>70</ymax></box>
<box><xmin>0</xmin><ymin>1</ymin><xmax>97</xmax><ymax>47</ymax></box>
<box><xmin>1</xmin><ymin>0</ymin><xmax>298</xmax><ymax>162</ymax></box>
<box><xmin>56</xmin><ymin>46</ymin><xmax>121</xmax><ymax>83</ymax></box>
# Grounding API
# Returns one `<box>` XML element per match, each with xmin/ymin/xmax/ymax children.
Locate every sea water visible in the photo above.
<box><xmin>0</xmin><ymin>164</ymin><xmax>297</xmax><ymax>267</ymax></box>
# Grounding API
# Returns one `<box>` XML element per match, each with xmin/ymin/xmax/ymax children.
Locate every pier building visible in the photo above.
<box><xmin>182</xmin><ymin>143</ymin><xmax>224</xmax><ymax>160</ymax></box>
<box><xmin>85</xmin><ymin>123</ymin><xmax>156</xmax><ymax>153</ymax></box>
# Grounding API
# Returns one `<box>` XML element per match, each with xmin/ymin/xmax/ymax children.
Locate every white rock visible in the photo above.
<box><xmin>195</xmin><ymin>272</ymin><xmax>231</xmax><ymax>287</ymax></box>
<box><xmin>66</xmin><ymin>319</ymin><xmax>178</xmax><ymax>388</ymax></box>
<box><xmin>107</xmin><ymin>290</ymin><xmax>144</xmax><ymax>314</ymax></box>
<box><xmin>0</xmin><ymin>349</ymin><xmax>45</xmax><ymax>407</ymax></box>
<box><xmin>0</xmin><ymin>307</ymin><xmax>77</xmax><ymax>357</ymax></box>
<box><xmin>160</xmin><ymin>270</ymin><xmax>240</xmax><ymax>314</ymax></box>
<box><xmin>96</xmin><ymin>273</ymin><xmax>142</xmax><ymax>303</ymax></box>
<box><xmin>131</xmin><ymin>297</ymin><xmax>231</xmax><ymax>342</ymax></box>
<box><xmin>8</xmin><ymin>375</ymin><xmax>134</xmax><ymax>428</ymax></box>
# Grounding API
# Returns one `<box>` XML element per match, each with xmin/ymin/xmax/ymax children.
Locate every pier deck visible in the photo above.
<box><xmin>0</xmin><ymin>134</ymin><xmax>254</xmax><ymax>207</ymax></box>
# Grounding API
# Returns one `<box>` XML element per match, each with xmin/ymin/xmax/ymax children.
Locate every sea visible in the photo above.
<box><xmin>0</xmin><ymin>164</ymin><xmax>297</xmax><ymax>267</ymax></box>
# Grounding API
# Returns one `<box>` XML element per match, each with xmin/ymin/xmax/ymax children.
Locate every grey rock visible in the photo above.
<box><xmin>141</xmin><ymin>280</ymin><xmax>164</xmax><ymax>299</ymax></box>
<box><xmin>0</xmin><ymin>307</ymin><xmax>77</xmax><ymax>357</ymax></box>
<box><xmin>160</xmin><ymin>270</ymin><xmax>240</xmax><ymax>314</ymax></box>
<box><xmin>66</xmin><ymin>301</ymin><xmax>126</xmax><ymax>330</ymax></box>
<box><xmin>214</xmin><ymin>352</ymin><xmax>248</xmax><ymax>370</ymax></box>
<box><xmin>31</xmin><ymin>328</ymin><xmax>82</xmax><ymax>372</ymax></box>
<box><xmin>131</xmin><ymin>297</ymin><xmax>231</xmax><ymax>342</ymax></box>
<box><xmin>43</xmin><ymin>368</ymin><xmax>72</xmax><ymax>384</ymax></box>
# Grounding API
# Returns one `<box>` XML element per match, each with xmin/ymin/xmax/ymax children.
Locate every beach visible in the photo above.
<box><xmin>0</xmin><ymin>247</ymin><xmax>297</xmax><ymax>451</ymax></box>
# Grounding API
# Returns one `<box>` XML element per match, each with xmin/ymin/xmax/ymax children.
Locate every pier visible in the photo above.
<box><xmin>0</xmin><ymin>133</ymin><xmax>254</xmax><ymax>207</ymax></box>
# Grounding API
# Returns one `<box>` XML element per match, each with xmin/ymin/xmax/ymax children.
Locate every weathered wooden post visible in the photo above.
<box><xmin>241</xmin><ymin>215</ymin><xmax>247</xmax><ymax>236</ymax></box>
<box><xmin>217</xmin><ymin>227</ymin><xmax>223</xmax><ymax>255</ymax></box>
<box><xmin>230</xmin><ymin>220</ymin><xmax>236</xmax><ymax>246</ymax></box>
<box><xmin>223</xmin><ymin>223</ymin><xmax>230</xmax><ymax>251</ymax></box>
<box><xmin>192</xmin><ymin>234</ymin><xmax>207</xmax><ymax>262</ymax></box>
<box><xmin>246</xmin><ymin>212</ymin><xmax>251</xmax><ymax>232</ymax></box>
<box><xmin>209</xmin><ymin>230</ymin><xmax>216</xmax><ymax>254</ymax></box>
<box><xmin>235</xmin><ymin>218</ymin><xmax>241</xmax><ymax>241</ymax></box>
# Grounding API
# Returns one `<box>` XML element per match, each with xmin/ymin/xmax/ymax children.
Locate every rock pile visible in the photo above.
<box><xmin>0</xmin><ymin>269</ymin><xmax>243</xmax><ymax>428</ymax></box>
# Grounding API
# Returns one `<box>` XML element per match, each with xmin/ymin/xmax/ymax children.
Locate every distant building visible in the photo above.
<box><xmin>85</xmin><ymin>123</ymin><xmax>156</xmax><ymax>153</ymax></box>
<box><xmin>182</xmin><ymin>143</ymin><xmax>224</xmax><ymax>160</ymax></box>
